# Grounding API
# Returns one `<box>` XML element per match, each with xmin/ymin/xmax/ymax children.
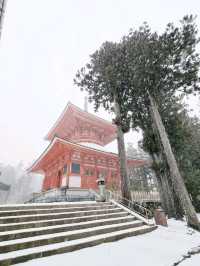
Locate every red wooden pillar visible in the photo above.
<box><xmin>42</xmin><ymin>175</ymin><xmax>47</xmax><ymax>191</ymax></box>
<box><xmin>50</xmin><ymin>165</ymin><xmax>56</xmax><ymax>189</ymax></box>
<box><xmin>80</xmin><ymin>152</ymin><xmax>84</xmax><ymax>189</ymax></box>
<box><xmin>66</xmin><ymin>150</ymin><xmax>72</xmax><ymax>188</ymax></box>
<box><xmin>56</xmin><ymin>170</ymin><xmax>62</xmax><ymax>188</ymax></box>
<box><xmin>94</xmin><ymin>155</ymin><xmax>98</xmax><ymax>190</ymax></box>
<box><xmin>105</xmin><ymin>157</ymin><xmax>110</xmax><ymax>188</ymax></box>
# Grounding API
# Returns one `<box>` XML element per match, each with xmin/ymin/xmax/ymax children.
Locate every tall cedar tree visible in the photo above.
<box><xmin>142</xmin><ymin>101</ymin><xmax>200</xmax><ymax>213</ymax></box>
<box><xmin>141</xmin><ymin>96</ymin><xmax>187</xmax><ymax>219</ymax></box>
<box><xmin>74</xmin><ymin>42</ymin><xmax>132</xmax><ymax>200</ymax></box>
<box><xmin>122</xmin><ymin>15</ymin><xmax>200</xmax><ymax>229</ymax></box>
<box><xmin>75</xmin><ymin>15</ymin><xmax>200</xmax><ymax>229</ymax></box>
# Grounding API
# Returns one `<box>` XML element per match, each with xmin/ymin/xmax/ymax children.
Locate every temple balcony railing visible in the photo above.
<box><xmin>131</xmin><ymin>191</ymin><xmax>160</xmax><ymax>203</ymax></box>
<box><xmin>27</xmin><ymin>187</ymin><xmax>160</xmax><ymax>204</ymax></box>
<box><xmin>26</xmin><ymin>188</ymin><xmax>96</xmax><ymax>203</ymax></box>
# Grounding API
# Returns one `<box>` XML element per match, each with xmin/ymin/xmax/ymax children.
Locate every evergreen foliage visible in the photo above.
<box><xmin>74</xmin><ymin>15</ymin><xmax>200</xmax><ymax>228</ymax></box>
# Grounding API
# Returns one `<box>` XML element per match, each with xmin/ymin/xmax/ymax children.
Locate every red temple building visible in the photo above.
<box><xmin>29</xmin><ymin>102</ymin><xmax>147</xmax><ymax>192</ymax></box>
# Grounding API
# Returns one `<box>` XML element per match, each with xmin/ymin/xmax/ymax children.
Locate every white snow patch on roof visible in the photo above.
<box><xmin>78</xmin><ymin>142</ymin><xmax>118</xmax><ymax>153</ymax></box>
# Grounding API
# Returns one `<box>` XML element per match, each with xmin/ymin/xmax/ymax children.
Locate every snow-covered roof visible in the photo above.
<box><xmin>28</xmin><ymin>137</ymin><xmax>119</xmax><ymax>173</ymax></box>
<box><xmin>78</xmin><ymin>142</ymin><xmax>118</xmax><ymax>154</ymax></box>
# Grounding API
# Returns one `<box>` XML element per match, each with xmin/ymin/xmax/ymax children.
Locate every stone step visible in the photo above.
<box><xmin>0</xmin><ymin>204</ymin><xmax>116</xmax><ymax>217</ymax></box>
<box><xmin>0</xmin><ymin>202</ymin><xmax>110</xmax><ymax>211</ymax></box>
<box><xmin>0</xmin><ymin>225</ymin><xmax>157</xmax><ymax>265</ymax></box>
<box><xmin>0</xmin><ymin>211</ymin><xmax>129</xmax><ymax>232</ymax></box>
<box><xmin>0</xmin><ymin>220</ymin><xmax>144</xmax><ymax>253</ymax></box>
<box><xmin>0</xmin><ymin>208</ymin><xmax>122</xmax><ymax>224</ymax></box>
<box><xmin>0</xmin><ymin>216</ymin><xmax>136</xmax><ymax>242</ymax></box>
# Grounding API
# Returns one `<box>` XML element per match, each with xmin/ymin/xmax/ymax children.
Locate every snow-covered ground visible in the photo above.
<box><xmin>181</xmin><ymin>254</ymin><xmax>200</xmax><ymax>266</ymax></box>
<box><xmin>17</xmin><ymin>216</ymin><xmax>200</xmax><ymax>266</ymax></box>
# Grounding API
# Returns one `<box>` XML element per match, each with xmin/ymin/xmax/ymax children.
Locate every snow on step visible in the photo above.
<box><xmin>0</xmin><ymin>201</ymin><xmax>157</xmax><ymax>265</ymax></box>
<box><xmin>0</xmin><ymin>225</ymin><xmax>153</xmax><ymax>261</ymax></box>
<box><xmin>0</xmin><ymin>201</ymin><xmax>97</xmax><ymax>208</ymax></box>
<box><xmin>0</xmin><ymin>204</ymin><xmax>114</xmax><ymax>215</ymax></box>
<box><xmin>0</xmin><ymin>207</ymin><xmax>121</xmax><ymax>221</ymax></box>
<box><xmin>0</xmin><ymin>215</ymin><xmax>134</xmax><ymax>236</ymax></box>
<box><xmin>0</xmin><ymin>211</ymin><xmax>128</xmax><ymax>227</ymax></box>
<box><xmin>0</xmin><ymin>221</ymin><xmax>142</xmax><ymax>246</ymax></box>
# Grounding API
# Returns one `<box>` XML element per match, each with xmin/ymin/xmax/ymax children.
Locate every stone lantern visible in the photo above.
<box><xmin>96</xmin><ymin>174</ymin><xmax>106</xmax><ymax>202</ymax></box>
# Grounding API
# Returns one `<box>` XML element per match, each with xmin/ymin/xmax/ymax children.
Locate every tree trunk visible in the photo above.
<box><xmin>171</xmin><ymin>186</ymin><xmax>184</xmax><ymax>219</ymax></box>
<box><xmin>0</xmin><ymin>0</ymin><xmax>7</xmax><ymax>39</ymax></box>
<box><xmin>149</xmin><ymin>93</ymin><xmax>200</xmax><ymax>230</ymax></box>
<box><xmin>114</xmin><ymin>97</ymin><xmax>131</xmax><ymax>200</ymax></box>
<box><xmin>153</xmin><ymin>170</ymin><xmax>170</xmax><ymax>214</ymax></box>
<box><xmin>163</xmin><ymin>169</ymin><xmax>184</xmax><ymax>219</ymax></box>
<box><xmin>152</xmin><ymin>153</ymin><xmax>176</xmax><ymax>218</ymax></box>
<box><xmin>151</xmin><ymin>119</ymin><xmax>184</xmax><ymax>219</ymax></box>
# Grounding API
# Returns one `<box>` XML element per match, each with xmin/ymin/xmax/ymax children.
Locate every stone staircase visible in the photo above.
<box><xmin>0</xmin><ymin>201</ymin><xmax>156</xmax><ymax>265</ymax></box>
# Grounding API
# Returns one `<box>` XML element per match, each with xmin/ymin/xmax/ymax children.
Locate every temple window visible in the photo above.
<box><xmin>85</xmin><ymin>168</ymin><xmax>94</xmax><ymax>176</ymax></box>
<box><xmin>71</xmin><ymin>162</ymin><xmax>80</xmax><ymax>174</ymax></box>
<box><xmin>72</xmin><ymin>151</ymin><xmax>81</xmax><ymax>160</ymax></box>
<box><xmin>111</xmin><ymin>171</ymin><xmax>117</xmax><ymax>178</ymax></box>
<box><xmin>98</xmin><ymin>169</ymin><xmax>108</xmax><ymax>178</ymax></box>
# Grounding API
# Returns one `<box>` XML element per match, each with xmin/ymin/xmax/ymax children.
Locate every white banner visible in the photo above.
<box><xmin>61</xmin><ymin>176</ymin><xmax>67</xmax><ymax>187</ymax></box>
<box><xmin>69</xmin><ymin>176</ymin><xmax>81</xmax><ymax>188</ymax></box>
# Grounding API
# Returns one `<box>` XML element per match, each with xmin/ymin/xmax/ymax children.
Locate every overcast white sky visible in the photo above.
<box><xmin>0</xmin><ymin>0</ymin><xmax>200</xmax><ymax>167</ymax></box>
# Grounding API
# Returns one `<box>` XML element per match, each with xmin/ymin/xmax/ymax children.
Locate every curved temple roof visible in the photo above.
<box><xmin>45</xmin><ymin>102</ymin><xmax>117</xmax><ymax>146</ymax></box>
<box><xmin>28</xmin><ymin>137</ymin><xmax>119</xmax><ymax>173</ymax></box>
<box><xmin>28</xmin><ymin>137</ymin><xmax>147</xmax><ymax>174</ymax></box>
